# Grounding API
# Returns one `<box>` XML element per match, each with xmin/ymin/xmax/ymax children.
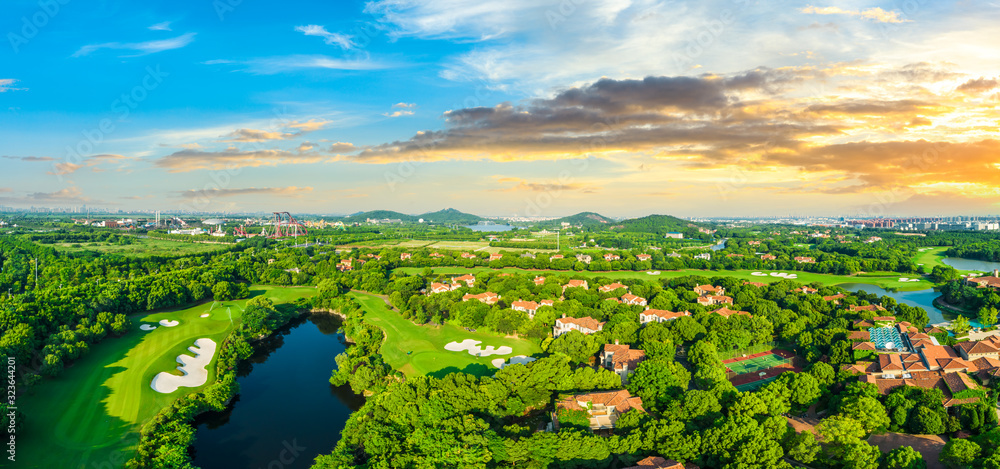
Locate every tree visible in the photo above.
<box><xmin>627</xmin><ymin>358</ymin><xmax>690</xmax><ymax>411</ymax></box>
<box><xmin>212</xmin><ymin>281</ymin><xmax>234</xmax><ymax>301</ymax></box>
<box><xmin>979</xmin><ymin>306</ymin><xmax>998</xmax><ymax>328</ymax></box>
<box><xmin>940</xmin><ymin>438</ymin><xmax>980</xmax><ymax>469</ymax></box>
<box><xmin>882</xmin><ymin>446</ymin><xmax>925</xmax><ymax>469</ymax></box>
<box><xmin>546</xmin><ymin>331</ymin><xmax>600</xmax><ymax>364</ymax></box>
<box><xmin>952</xmin><ymin>316</ymin><xmax>971</xmax><ymax>336</ymax></box>
<box><xmin>784</xmin><ymin>430</ymin><xmax>820</xmax><ymax>464</ymax></box>
<box><xmin>909</xmin><ymin>406</ymin><xmax>946</xmax><ymax>435</ymax></box>
<box><xmin>810</xmin><ymin>361</ymin><xmax>835</xmax><ymax>385</ymax></box>
<box><xmin>839</xmin><ymin>396</ymin><xmax>890</xmax><ymax>434</ymax></box>
<box><xmin>818</xmin><ymin>415</ymin><xmax>866</xmax><ymax>459</ymax></box>
<box><xmin>931</xmin><ymin>265</ymin><xmax>958</xmax><ymax>282</ymax></box>
<box><xmin>842</xmin><ymin>442</ymin><xmax>882</xmax><ymax>469</ymax></box>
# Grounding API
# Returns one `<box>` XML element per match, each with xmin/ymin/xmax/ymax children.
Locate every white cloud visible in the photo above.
<box><xmin>0</xmin><ymin>79</ymin><xmax>25</xmax><ymax>92</ymax></box>
<box><xmin>383</xmin><ymin>110</ymin><xmax>414</xmax><ymax>118</ymax></box>
<box><xmin>149</xmin><ymin>21</ymin><xmax>172</xmax><ymax>31</ymax></box>
<box><xmin>294</xmin><ymin>25</ymin><xmax>355</xmax><ymax>49</ymax></box>
<box><xmin>393</xmin><ymin>102</ymin><xmax>416</xmax><ymax>108</ymax></box>
<box><xmin>800</xmin><ymin>6</ymin><xmax>911</xmax><ymax>24</ymax></box>
<box><xmin>73</xmin><ymin>32</ymin><xmax>196</xmax><ymax>57</ymax></box>
<box><xmin>216</xmin><ymin>55</ymin><xmax>394</xmax><ymax>74</ymax></box>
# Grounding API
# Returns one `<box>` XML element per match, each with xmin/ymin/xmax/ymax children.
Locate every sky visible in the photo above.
<box><xmin>1</xmin><ymin>0</ymin><xmax>999</xmax><ymax>218</ymax></box>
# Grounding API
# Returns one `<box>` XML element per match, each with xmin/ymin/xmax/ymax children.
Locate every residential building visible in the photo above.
<box><xmin>743</xmin><ymin>281</ymin><xmax>768</xmax><ymax>287</ymax></box>
<box><xmin>577</xmin><ymin>254</ymin><xmax>593</xmax><ymax>264</ymax></box>
<box><xmin>604</xmin><ymin>253</ymin><xmax>621</xmax><ymax>261</ymax></box>
<box><xmin>694</xmin><ymin>253</ymin><xmax>711</xmax><ymax>260</ymax></box>
<box><xmin>534</xmin><ymin>276</ymin><xmax>546</xmax><ymax>285</ymax></box>
<box><xmin>794</xmin><ymin>256</ymin><xmax>815</xmax><ymax>263</ymax></box>
<box><xmin>453</xmin><ymin>274</ymin><xmax>476</xmax><ymax>287</ymax></box>
<box><xmin>761</xmin><ymin>254</ymin><xmax>777</xmax><ymax>260</ymax></box>
<box><xmin>400</xmin><ymin>252</ymin><xmax>412</xmax><ymax>260</ymax></box>
<box><xmin>562</xmin><ymin>279</ymin><xmax>589</xmax><ymax>292</ymax></box>
<box><xmin>430</xmin><ymin>282</ymin><xmax>460</xmax><ymax>294</ymax></box>
<box><xmin>461</xmin><ymin>252</ymin><xmax>477</xmax><ymax>259</ymax></box>
<box><xmin>697</xmin><ymin>295</ymin><xmax>733</xmax><ymax>306</ymax></box>
<box><xmin>599</xmin><ymin>282</ymin><xmax>628</xmax><ymax>293</ymax></box>
<box><xmin>694</xmin><ymin>285</ymin><xmax>725</xmax><ymax>296</ymax></box>
<box><xmin>794</xmin><ymin>287</ymin><xmax>818</xmax><ymax>294</ymax></box>
<box><xmin>636</xmin><ymin>254</ymin><xmax>652</xmax><ymax>261</ymax></box>
<box><xmin>665</xmin><ymin>232</ymin><xmax>684</xmax><ymax>239</ymax></box>
<box><xmin>823</xmin><ymin>294</ymin><xmax>846</xmax><ymax>303</ymax></box>
<box><xmin>640</xmin><ymin>309</ymin><xmax>691</xmax><ymax>324</ymax></box>
<box><xmin>712</xmin><ymin>307</ymin><xmax>750</xmax><ymax>318</ymax></box>
<box><xmin>555</xmin><ymin>390</ymin><xmax>644</xmax><ymax>430</ymax></box>
<box><xmin>554</xmin><ymin>315</ymin><xmax>605</xmax><ymax>337</ymax></box>
<box><xmin>462</xmin><ymin>292</ymin><xmax>500</xmax><ymax>304</ymax></box>
<box><xmin>602</xmin><ymin>342</ymin><xmax>646</xmax><ymax>384</ymax></box>
<box><xmin>511</xmin><ymin>300</ymin><xmax>540</xmax><ymax>318</ymax></box>
<box><xmin>956</xmin><ymin>338</ymin><xmax>1000</xmax><ymax>361</ymax></box>
<box><xmin>550</xmin><ymin>254</ymin><xmax>565</xmax><ymax>261</ymax></box>
<box><xmin>967</xmin><ymin>270</ymin><xmax>1000</xmax><ymax>289</ymax></box>
<box><xmin>624</xmin><ymin>457</ymin><xmax>684</xmax><ymax>469</ymax></box>
<box><xmin>490</xmin><ymin>253</ymin><xmax>503</xmax><ymax>261</ymax></box>
<box><xmin>621</xmin><ymin>294</ymin><xmax>647</xmax><ymax>306</ymax></box>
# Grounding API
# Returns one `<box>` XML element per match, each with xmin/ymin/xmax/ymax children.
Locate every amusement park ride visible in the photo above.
<box><xmin>234</xmin><ymin>212</ymin><xmax>308</xmax><ymax>239</ymax></box>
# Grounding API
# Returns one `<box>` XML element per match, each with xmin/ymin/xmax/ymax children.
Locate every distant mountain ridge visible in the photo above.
<box><xmin>611</xmin><ymin>214</ymin><xmax>707</xmax><ymax>235</ymax></box>
<box><xmin>337</xmin><ymin>208</ymin><xmax>484</xmax><ymax>224</ymax></box>
<box><xmin>536</xmin><ymin>212</ymin><xmax>615</xmax><ymax>229</ymax></box>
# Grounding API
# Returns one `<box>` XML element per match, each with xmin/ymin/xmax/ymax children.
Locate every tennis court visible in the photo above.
<box><xmin>724</xmin><ymin>352</ymin><xmax>791</xmax><ymax>375</ymax></box>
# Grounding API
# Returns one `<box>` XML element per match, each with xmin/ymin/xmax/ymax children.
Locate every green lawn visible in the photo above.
<box><xmin>349</xmin><ymin>291</ymin><xmax>542</xmax><ymax>377</ymax></box>
<box><xmin>394</xmin><ymin>267</ymin><xmax>935</xmax><ymax>291</ymax></box>
<box><xmin>15</xmin><ymin>285</ymin><xmax>316</xmax><ymax>469</ymax></box>
<box><xmin>910</xmin><ymin>246</ymin><xmax>975</xmax><ymax>273</ymax></box>
<box><xmin>50</xmin><ymin>237</ymin><xmax>229</xmax><ymax>257</ymax></box>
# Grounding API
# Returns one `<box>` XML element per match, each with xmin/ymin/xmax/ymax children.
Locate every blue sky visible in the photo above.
<box><xmin>2</xmin><ymin>0</ymin><xmax>999</xmax><ymax>217</ymax></box>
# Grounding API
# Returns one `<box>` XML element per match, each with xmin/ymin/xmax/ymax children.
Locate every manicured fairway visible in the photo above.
<box><xmin>393</xmin><ymin>266</ymin><xmax>935</xmax><ymax>291</ymax></box>
<box><xmin>911</xmin><ymin>246</ymin><xmax>980</xmax><ymax>274</ymax></box>
<box><xmin>349</xmin><ymin>291</ymin><xmax>542</xmax><ymax>377</ymax></box>
<box><xmin>51</xmin><ymin>237</ymin><xmax>230</xmax><ymax>257</ymax></box>
<box><xmin>15</xmin><ymin>285</ymin><xmax>316</xmax><ymax>469</ymax></box>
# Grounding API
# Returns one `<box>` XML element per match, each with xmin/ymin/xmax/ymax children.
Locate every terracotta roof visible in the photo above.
<box><xmin>852</xmin><ymin>341</ymin><xmax>876</xmax><ymax>351</ymax></box>
<box><xmin>624</xmin><ymin>457</ymin><xmax>684</xmax><ymax>469</ymax></box>
<box><xmin>694</xmin><ymin>285</ymin><xmax>724</xmax><ymax>294</ymax></box>
<box><xmin>636</xmin><ymin>254</ymin><xmax>652</xmax><ymax>261</ymax></box>
<box><xmin>604</xmin><ymin>344</ymin><xmax>647</xmax><ymax>372</ymax></box>
<box><xmin>511</xmin><ymin>300</ymin><xmax>539</xmax><ymax>311</ymax></box>
<box><xmin>565</xmin><ymin>279</ymin><xmax>588</xmax><ymax>288</ymax></box>
<box><xmin>879</xmin><ymin>354</ymin><xmax>905</xmax><ymax>372</ymax></box>
<box><xmin>557</xmin><ymin>389</ymin><xmax>645</xmax><ymax>414</ymax></box>
<box><xmin>713</xmin><ymin>307</ymin><xmax>750</xmax><ymax>318</ymax></box>
<box><xmin>622</xmin><ymin>293</ymin><xmax>647</xmax><ymax>305</ymax></box>
<box><xmin>454</xmin><ymin>274</ymin><xmax>476</xmax><ymax>284</ymax></box>
<box><xmin>853</xmin><ymin>319</ymin><xmax>875</xmax><ymax>329</ymax></box>
<box><xmin>873</xmin><ymin>315</ymin><xmax>895</xmax><ymax>320</ymax></box>
<box><xmin>599</xmin><ymin>282</ymin><xmax>628</xmax><ymax>292</ymax></box>
<box><xmin>641</xmin><ymin>309</ymin><xmax>691</xmax><ymax>321</ymax></box>
<box><xmin>925</xmin><ymin>326</ymin><xmax>946</xmax><ymax>334</ymax></box>
<box><xmin>957</xmin><ymin>340</ymin><xmax>1000</xmax><ymax>355</ymax></box>
<box><xmin>743</xmin><ymin>281</ymin><xmax>768</xmax><ymax>287</ymax></box>
<box><xmin>919</xmin><ymin>345</ymin><xmax>958</xmax><ymax>362</ymax></box>
<box><xmin>842</xmin><ymin>362</ymin><xmax>878</xmax><ymax>374</ymax></box>
<box><xmin>824</xmin><ymin>294</ymin><xmax>846</xmax><ymax>301</ymax></box>
<box><xmin>849</xmin><ymin>331</ymin><xmax>871</xmax><ymax>341</ymax></box>
<box><xmin>557</xmin><ymin>316</ymin><xmax>605</xmax><ymax>331</ymax></box>
<box><xmin>534</xmin><ymin>276</ymin><xmax>546</xmax><ymax>285</ymax></box>
<box><xmin>794</xmin><ymin>287</ymin><xmax>818</xmax><ymax>294</ymax></box>
<box><xmin>462</xmin><ymin>292</ymin><xmax>499</xmax><ymax>303</ymax></box>
<box><xmin>539</xmin><ymin>299</ymin><xmax>555</xmax><ymax>306</ymax></box>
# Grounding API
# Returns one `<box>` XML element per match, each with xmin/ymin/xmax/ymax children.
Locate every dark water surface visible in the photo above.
<box><xmin>191</xmin><ymin>314</ymin><xmax>364</xmax><ymax>469</ymax></box>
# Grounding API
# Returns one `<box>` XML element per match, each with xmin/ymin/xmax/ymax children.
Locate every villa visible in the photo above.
<box><xmin>761</xmin><ymin>254</ymin><xmax>777</xmax><ymax>260</ymax></box>
<box><xmin>625</xmin><ymin>457</ymin><xmax>685</xmax><ymax>469</ymax></box>
<box><xmin>555</xmin><ymin>389</ymin><xmax>644</xmax><ymax>430</ymax></box>
<box><xmin>694</xmin><ymin>253</ymin><xmax>711</xmax><ymax>260</ymax></box>
<box><xmin>554</xmin><ymin>315</ymin><xmax>605</xmax><ymax>337</ymax></box>
<box><xmin>577</xmin><ymin>254</ymin><xmax>593</xmax><ymax>264</ymax></box>
<box><xmin>550</xmin><ymin>254</ymin><xmax>565</xmax><ymax>261</ymax></box>
<box><xmin>966</xmin><ymin>270</ymin><xmax>1000</xmax><ymax>289</ymax></box>
<box><xmin>604</xmin><ymin>253</ymin><xmax>621</xmax><ymax>261</ymax></box>
<box><xmin>563</xmin><ymin>279</ymin><xmax>589</xmax><ymax>292</ymax></box>
<box><xmin>400</xmin><ymin>252</ymin><xmax>412</xmax><ymax>260</ymax></box>
<box><xmin>824</xmin><ymin>294</ymin><xmax>846</xmax><ymax>303</ymax></box>
<box><xmin>453</xmin><ymin>274</ymin><xmax>476</xmax><ymax>287</ymax></box>
<box><xmin>462</xmin><ymin>292</ymin><xmax>500</xmax><ymax>304</ymax></box>
<box><xmin>697</xmin><ymin>295</ymin><xmax>733</xmax><ymax>306</ymax></box>
<box><xmin>599</xmin><ymin>283</ymin><xmax>628</xmax><ymax>293</ymax></box>
<box><xmin>793</xmin><ymin>287</ymin><xmax>818</xmax><ymax>294</ymax></box>
<box><xmin>621</xmin><ymin>294</ymin><xmax>647</xmax><ymax>306</ymax></box>
<box><xmin>430</xmin><ymin>282</ymin><xmax>461</xmax><ymax>294</ymax></box>
<box><xmin>794</xmin><ymin>256</ymin><xmax>815</xmax><ymax>263</ymax></box>
<box><xmin>602</xmin><ymin>341</ymin><xmax>647</xmax><ymax>384</ymax></box>
<box><xmin>640</xmin><ymin>309</ymin><xmax>691</xmax><ymax>324</ymax></box>
<box><xmin>511</xmin><ymin>300</ymin><xmax>540</xmax><ymax>316</ymax></box>
<box><xmin>490</xmin><ymin>253</ymin><xmax>503</xmax><ymax>261</ymax></box>
<box><xmin>694</xmin><ymin>285</ymin><xmax>725</xmax><ymax>296</ymax></box>
<box><xmin>534</xmin><ymin>276</ymin><xmax>546</xmax><ymax>285</ymax></box>
<box><xmin>712</xmin><ymin>307</ymin><xmax>750</xmax><ymax>319</ymax></box>
<box><xmin>636</xmin><ymin>254</ymin><xmax>652</xmax><ymax>261</ymax></box>
<box><xmin>461</xmin><ymin>252</ymin><xmax>477</xmax><ymax>259</ymax></box>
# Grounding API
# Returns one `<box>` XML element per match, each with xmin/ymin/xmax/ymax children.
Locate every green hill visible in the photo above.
<box><xmin>339</xmin><ymin>210</ymin><xmax>418</xmax><ymax>223</ymax></box>
<box><xmin>419</xmin><ymin>208</ymin><xmax>485</xmax><ymax>224</ymax></box>
<box><xmin>612</xmin><ymin>214</ymin><xmax>710</xmax><ymax>236</ymax></box>
<box><xmin>537</xmin><ymin>212</ymin><xmax>614</xmax><ymax>229</ymax></box>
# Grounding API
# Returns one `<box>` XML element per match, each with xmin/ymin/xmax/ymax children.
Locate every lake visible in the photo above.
<box><xmin>838</xmin><ymin>283</ymin><xmax>947</xmax><ymax>325</ymax></box>
<box><xmin>191</xmin><ymin>314</ymin><xmax>364</xmax><ymax>469</ymax></box>
<box><xmin>943</xmin><ymin>257</ymin><xmax>1000</xmax><ymax>273</ymax></box>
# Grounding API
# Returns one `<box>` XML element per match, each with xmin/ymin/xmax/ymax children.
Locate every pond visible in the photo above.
<box><xmin>191</xmin><ymin>314</ymin><xmax>364</xmax><ymax>469</ymax></box>
<box><xmin>943</xmin><ymin>257</ymin><xmax>1000</xmax><ymax>273</ymax></box>
<box><xmin>838</xmin><ymin>283</ymin><xmax>947</xmax><ymax>325</ymax></box>
<box><xmin>711</xmin><ymin>238</ymin><xmax>728</xmax><ymax>251</ymax></box>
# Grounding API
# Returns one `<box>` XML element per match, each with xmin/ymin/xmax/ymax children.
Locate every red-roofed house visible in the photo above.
<box><xmin>430</xmin><ymin>282</ymin><xmax>460</xmax><ymax>294</ymax></box>
<box><xmin>636</xmin><ymin>254</ymin><xmax>652</xmax><ymax>261</ymax></box>
<box><xmin>602</xmin><ymin>342</ymin><xmax>647</xmax><ymax>384</ymax></box>
<box><xmin>511</xmin><ymin>300</ymin><xmax>540</xmax><ymax>318</ymax></box>
<box><xmin>743</xmin><ymin>281</ymin><xmax>768</xmax><ymax>287</ymax></box>
<box><xmin>489</xmin><ymin>253</ymin><xmax>503</xmax><ymax>261</ymax></box>
<box><xmin>761</xmin><ymin>254</ymin><xmax>777</xmax><ymax>260</ymax></box>
<box><xmin>621</xmin><ymin>294</ymin><xmax>648</xmax><ymax>306</ymax></box>
<box><xmin>554</xmin><ymin>315</ymin><xmax>605</xmax><ymax>337</ymax></box>
<box><xmin>539</xmin><ymin>299</ymin><xmax>555</xmax><ymax>307</ymax></box>
<box><xmin>453</xmin><ymin>274</ymin><xmax>476</xmax><ymax>287</ymax></box>
<box><xmin>604</xmin><ymin>253</ymin><xmax>621</xmax><ymax>261</ymax></box>
<box><xmin>713</xmin><ymin>307</ymin><xmax>750</xmax><ymax>318</ymax></box>
<box><xmin>748</xmin><ymin>241</ymin><xmax>761</xmax><ymax>246</ymax></box>
<box><xmin>400</xmin><ymin>252</ymin><xmax>412</xmax><ymax>260</ymax></box>
<box><xmin>640</xmin><ymin>309</ymin><xmax>691</xmax><ymax>324</ymax></box>
<box><xmin>967</xmin><ymin>271</ymin><xmax>1000</xmax><ymax>289</ymax></box>
<box><xmin>694</xmin><ymin>285</ymin><xmax>725</xmax><ymax>296</ymax></box>
<box><xmin>562</xmin><ymin>279</ymin><xmax>589</xmax><ymax>292</ymax></box>
<box><xmin>534</xmin><ymin>276</ymin><xmax>546</xmax><ymax>285</ymax></box>
<box><xmin>697</xmin><ymin>295</ymin><xmax>733</xmax><ymax>306</ymax></box>
<box><xmin>599</xmin><ymin>283</ymin><xmax>628</xmax><ymax>293</ymax></box>
<box><xmin>624</xmin><ymin>456</ymin><xmax>684</xmax><ymax>469</ymax></box>
<box><xmin>824</xmin><ymin>293</ymin><xmax>846</xmax><ymax>303</ymax></box>
<box><xmin>850</xmin><ymin>304</ymin><xmax>888</xmax><ymax>313</ymax></box>
<box><xmin>460</xmin><ymin>252</ymin><xmax>477</xmax><ymax>259</ymax></box>
<box><xmin>794</xmin><ymin>287</ymin><xmax>818</xmax><ymax>294</ymax></box>
<box><xmin>430</xmin><ymin>252</ymin><xmax>444</xmax><ymax>258</ymax></box>
<box><xmin>550</xmin><ymin>254</ymin><xmax>565</xmax><ymax>261</ymax></box>
<box><xmin>555</xmin><ymin>390</ymin><xmax>644</xmax><ymax>430</ymax></box>
<box><xmin>956</xmin><ymin>340</ymin><xmax>1000</xmax><ymax>361</ymax></box>
<box><xmin>462</xmin><ymin>292</ymin><xmax>500</xmax><ymax>305</ymax></box>
<box><xmin>794</xmin><ymin>256</ymin><xmax>815</xmax><ymax>263</ymax></box>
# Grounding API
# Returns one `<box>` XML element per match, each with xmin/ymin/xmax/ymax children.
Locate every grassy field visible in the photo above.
<box><xmin>394</xmin><ymin>266</ymin><xmax>935</xmax><ymax>291</ymax></box>
<box><xmin>349</xmin><ymin>291</ymin><xmax>542</xmax><ymax>377</ymax></box>
<box><xmin>15</xmin><ymin>285</ymin><xmax>316</xmax><ymax>469</ymax></box>
<box><xmin>910</xmin><ymin>246</ymin><xmax>977</xmax><ymax>273</ymax></box>
<box><xmin>50</xmin><ymin>237</ymin><xmax>229</xmax><ymax>257</ymax></box>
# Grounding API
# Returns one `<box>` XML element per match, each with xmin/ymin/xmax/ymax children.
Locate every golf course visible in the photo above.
<box><xmin>394</xmin><ymin>266</ymin><xmax>936</xmax><ymax>291</ymax></box>
<box><xmin>349</xmin><ymin>291</ymin><xmax>542</xmax><ymax>377</ymax></box>
<box><xmin>14</xmin><ymin>285</ymin><xmax>317</xmax><ymax>469</ymax></box>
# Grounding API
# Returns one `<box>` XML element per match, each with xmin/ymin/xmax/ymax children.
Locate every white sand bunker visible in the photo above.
<box><xmin>647</xmin><ymin>271</ymin><xmax>661</xmax><ymax>275</ymax></box>
<box><xmin>159</xmin><ymin>319</ymin><xmax>180</xmax><ymax>327</ymax></box>
<box><xmin>898</xmin><ymin>278</ymin><xmax>922</xmax><ymax>282</ymax></box>
<box><xmin>150</xmin><ymin>338</ymin><xmax>217</xmax><ymax>394</ymax></box>
<box><xmin>768</xmin><ymin>272</ymin><xmax>797</xmax><ymax>279</ymax></box>
<box><xmin>140</xmin><ymin>324</ymin><xmax>157</xmax><ymax>331</ymax></box>
<box><xmin>492</xmin><ymin>355</ymin><xmax>537</xmax><ymax>369</ymax></box>
<box><xmin>444</xmin><ymin>339</ymin><xmax>512</xmax><ymax>357</ymax></box>
<box><xmin>751</xmin><ymin>272</ymin><xmax>767</xmax><ymax>276</ymax></box>
<box><xmin>200</xmin><ymin>314</ymin><xmax>210</xmax><ymax>318</ymax></box>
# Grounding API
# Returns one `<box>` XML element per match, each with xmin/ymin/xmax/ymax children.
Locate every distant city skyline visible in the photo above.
<box><xmin>2</xmin><ymin>1</ymin><xmax>999</xmax><ymax>217</ymax></box>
